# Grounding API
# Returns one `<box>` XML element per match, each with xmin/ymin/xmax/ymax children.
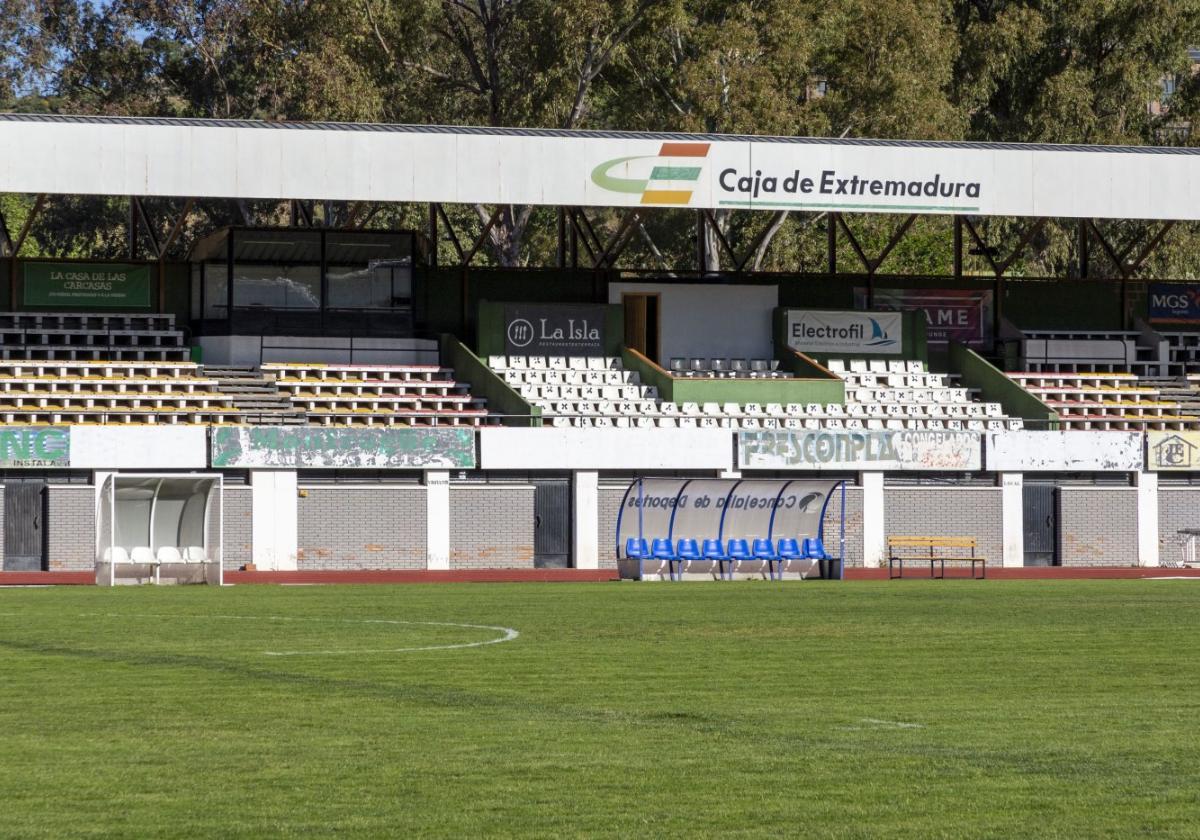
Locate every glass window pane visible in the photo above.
<box><xmin>233</xmin><ymin>265</ymin><xmax>320</xmax><ymax>310</ymax></box>
<box><xmin>328</xmin><ymin>262</ymin><xmax>412</xmax><ymax>310</ymax></box>
<box><xmin>203</xmin><ymin>263</ymin><xmax>227</xmax><ymax>318</ymax></box>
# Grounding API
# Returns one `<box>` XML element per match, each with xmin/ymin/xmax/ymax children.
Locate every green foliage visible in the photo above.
<box><xmin>1</xmin><ymin>582</ymin><xmax>1200</xmax><ymax>837</ymax></box>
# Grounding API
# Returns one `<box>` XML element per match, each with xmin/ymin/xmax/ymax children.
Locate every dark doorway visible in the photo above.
<box><xmin>1023</xmin><ymin>483</ymin><xmax>1058</xmax><ymax>566</ymax></box>
<box><xmin>622</xmin><ymin>293</ymin><xmax>660</xmax><ymax>363</ymax></box>
<box><xmin>4</xmin><ymin>481</ymin><xmax>47</xmax><ymax>571</ymax></box>
<box><xmin>533</xmin><ymin>478</ymin><xmax>571</xmax><ymax>568</ymax></box>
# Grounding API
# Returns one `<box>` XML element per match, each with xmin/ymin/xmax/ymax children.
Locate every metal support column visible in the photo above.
<box><xmin>826</xmin><ymin>213</ymin><xmax>837</xmax><ymax>276</ymax></box>
<box><xmin>953</xmin><ymin>215</ymin><xmax>963</xmax><ymax>280</ymax></box>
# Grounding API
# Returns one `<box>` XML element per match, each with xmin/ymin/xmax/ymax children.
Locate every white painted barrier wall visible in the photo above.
<box><xmin>986</xmin><ymin>431</ymin><xmax>1143</xmax><ymax>472</ymax></box>
<box><xmin>70</xmin><ymin>426</ymin><xmax>208</xmax><ymax>470</ymax></box>
<box><xmin>479</xmin><ymin>428</ymin><xmax>734</xmax><ymax>471</ymax></box>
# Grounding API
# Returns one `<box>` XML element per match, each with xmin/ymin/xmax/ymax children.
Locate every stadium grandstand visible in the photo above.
<box><xmin>1</xmin><ymin>113</ymin><xmax>1200</xmax><ymax>582</ymax></box>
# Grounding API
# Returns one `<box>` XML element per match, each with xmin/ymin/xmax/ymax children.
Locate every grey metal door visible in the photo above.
<box><xmin>4</xmin><ymin>481</ymin><xmax>47</xmax><ymax>571</ymax></box>
<box><xmin>1023</xmin><ymin>484</ymin><xmax>1058</xmax><ymax>566</ymax></box>
<box><xmin>533</xmin><ymin>479</ymin><xmax>571</xmax><ymax>568</ymax></box>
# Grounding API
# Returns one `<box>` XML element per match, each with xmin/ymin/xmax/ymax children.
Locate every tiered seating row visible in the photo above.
<box><xmin>667</xmin><ymin>357</ymin><xmax>793</xmax><ymax>379</ymax></box>
<box><xmin>264</xmin><ymin>363</ymin><xmax>492</xmax><ymax>427</ymax></box>
<box><xmin>0</xmin><ymin>359</ymin><xmax>241</xmax><ymax>424</ymax></box>
<box><xmin>0</xmin><ymin>311</ymin><xmax>188</xmax><ymax>361</ymax></box>
<box><xmin>1009</xmin><ymin>371</ymin><xmax>1200</xmax><ymax>431</ymax></box>
<box><xmin>490</xmin><ymin>355</ymin><xmax>1023</xmax><ymax>430</ymax></box>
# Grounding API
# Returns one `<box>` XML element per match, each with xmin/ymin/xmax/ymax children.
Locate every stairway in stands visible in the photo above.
<box><xmin>203</xmin><ymin>366</ymin><xmax>309</xmax><ymax>425</ymax></box>
<box><xmin>1144</xmin><ymin>377</ymin><xmax>1200</xmax><ymax>420</ymax></box>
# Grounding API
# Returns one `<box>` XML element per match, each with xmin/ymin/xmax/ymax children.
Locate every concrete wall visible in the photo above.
<box><xmin>449</xmin><ymin>485</ymin><xmax>536</xmax><ymax>569</ymax></box>
<box><xmin>608</xmin><ymin>281</ymin><xmax>778</xmax><ymax>363</ymax></box>
<box><xmin>1059</xmin><ymin>488</ymin><xmax>1138</xmax><ymax>567</ymax></box>
<box><xmin>1159</xmin><ymin>488</ymin><xmax>1200</xmax><ymax>563</ymax></box>
<box><xmin>883</xmin><ymin>487</ymin><xmax>1002</xmax><ymax>566</ymax></box>
<box><xmin>47</xmin><ymin>486</ymin><xmax>95</xmax><ymax>572</ymax></box>
<box><xmin>222</xmin><ymin>487</ymin><xmax>253</xmax><ymax>571</ymax></box>
<box><xmin>297</xmin><ymin>487</ymin><xmax>426</xmax><ymax>570</ymax></box>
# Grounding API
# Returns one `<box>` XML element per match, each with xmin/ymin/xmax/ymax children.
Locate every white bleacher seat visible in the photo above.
<box><xmin>183</xmin><ymin>546</ymin><xmax>207</xmax><ymax>564</ymax></box>
<box><xmin>157</xmin><ymin>546</ymin><xmax>182</xmax><ymax>565</ymax></box>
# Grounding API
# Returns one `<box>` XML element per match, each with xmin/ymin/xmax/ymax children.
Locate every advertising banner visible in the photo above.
<box><xmin>0</xmin><ymin>427</ymin><xmax>70</xmax><ymax>468</ymax></box>
<box><xmin>503</xmin><ymin>303</ymin><xmax>607</xmax><ymax>357</ymax></box>
<box><xmin>1147</xmin><ymin>431</ymin><xmax>1200</xmax><ymax>471</ymax></box>
<box><xmin>11</xmin><ymin>115</ymin><xmax>1200</xmax><ymax>221</ymax></box>
<box><xmin>739</xmin><ymin>429</ymin><xmax>981</xmax><ymax>471</ymax></box>
<box><xmin>985</xmin><ymin>431</ymin><xmax>1143</xmax><ymax>472</ymax></box>
<box><xmin>211</xmin><ymin>426</ymin><xmax>476</xmax><ymax>469</ymax></box>
<box><xmin>1148</xmin><ymin>283</ymin><xmax>1200</xmax><ymax>325</ymax></box>
<box><xmin>23</xmin><ymin>262</ymin><xmax>152</xmax><ymax>309</ymax></box>
<box><xmin>856</xmin><ymin>287</ymin><xmax>993</xmax><ymax>348</ymax></box>
<box><xmin>784</xmin><ymin>309</ymin><xmax>902</xmax><ymax>355</ymax></box>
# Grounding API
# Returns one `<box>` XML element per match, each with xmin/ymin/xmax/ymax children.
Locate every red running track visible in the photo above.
<box><xmin>3</xmin><ymin>568</ymin><xmax>1200</xmax><ymax>586</ymax></box>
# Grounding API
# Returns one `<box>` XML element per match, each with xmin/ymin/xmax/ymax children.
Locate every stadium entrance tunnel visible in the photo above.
<box><xmin>616</xmin><ymin>478</ymin><xmax>846</xmax><ymax>581</ymax></box>
<box><xmin>96</xmin><ymin>474</ymin><xmax>223</xmax><ymax>586</ymax></box>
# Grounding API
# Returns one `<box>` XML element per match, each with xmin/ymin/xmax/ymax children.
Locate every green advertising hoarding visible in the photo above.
<box><xmin>23</xmin><ymin>262</ymin><xmax>152</xmax><ymax>309</ymax></box>
<box><xmin>211</xmin><ymin>426</ymin><xmax>476</xmax><ymax>469</ymax></box>
<box><xmin>0</xmin><ymin>427</ymin><xmax>70</xmax><ymax>467</ymax></box>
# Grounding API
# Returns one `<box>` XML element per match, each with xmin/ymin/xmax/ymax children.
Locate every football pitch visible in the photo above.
<box><xmin>1</xmin><ymin>581</ymin><xmax>1198</xmax><ymax>838</ymax></box>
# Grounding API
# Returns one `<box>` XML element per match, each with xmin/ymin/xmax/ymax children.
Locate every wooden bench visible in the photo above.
<box><xmin>888</xmin><ymin>536</ymin><xmax>986</xmax><ymax>580</ymax></box>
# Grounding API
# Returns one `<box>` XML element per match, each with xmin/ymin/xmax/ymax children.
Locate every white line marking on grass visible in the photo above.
<box><xmin>860</xmin><ymin>718</ymin><xmax>925</xmax><ymax>729</ymax></box>
<box><xmin>71</xmin><ymin>613</ymin><xmax>520</xmax><ymax>657</ymax></box>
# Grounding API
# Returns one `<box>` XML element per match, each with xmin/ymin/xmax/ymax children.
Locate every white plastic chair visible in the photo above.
<box><xmin>131</xmin><ymin>546</ymin><xmax>159</xmax><ymax>584</ymax></box>
<box><xmin>183</xmin><ymin>546</ymin><xmax>207</xmax><ymax>564</ymax></box>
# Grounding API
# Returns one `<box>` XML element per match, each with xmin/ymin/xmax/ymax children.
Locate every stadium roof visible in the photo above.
<box><xmin>1</xmin><ymin>113</ymin><xmax>1198</xmax><ymax>221</ymax></box>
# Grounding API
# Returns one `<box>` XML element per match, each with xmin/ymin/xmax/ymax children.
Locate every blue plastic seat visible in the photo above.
<box><xmin>752</xmin><ymin>538</ymin><xmax>776</xmax><ymax>560</ymax></box>
<box><xmin>724</xmin><ymin>538</ymin><xmax>751</xmax><ymax>580</ymax></box>
<box><xmin>701</xmin><ymin>538</ymin><xmax>726</xmax><ymax>560</ymax></box>
<box><xmin>625</xmin><ymin>537</ymin><xmax>649</xmax><ymax>559</ymax></box>
<box><xmin>777</xmin><ymin>538</ymin><xmax>802</xmax><ymax>559</ymax></box>
<box><xmin>805</xmin><ymin>537</ymin><xmax>827</xmax><ymax>560</ymax></box>
<box><xmin>676</xmin><ymin>542</ymin><xmax>700</xmax><ymax>580</ymax></box>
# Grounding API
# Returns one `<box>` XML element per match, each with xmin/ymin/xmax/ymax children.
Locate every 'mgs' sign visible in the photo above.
<box><xmin>1148</xmin><ymin>283</ymin><xmax>1200</xmax><ymax>324</ymax></box>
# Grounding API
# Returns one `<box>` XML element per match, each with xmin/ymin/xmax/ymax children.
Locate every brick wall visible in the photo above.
<box><xmin>298</xmin><ymin>487</ymin><xmax>426</xmax><ymax>570</ymax></box>
<box><xmin>1159</xmin><ymin>488</ymin><xmax>1200</xmax><ymax>563</ymax></box>
<box><xmin>597</xmin><ymin>486</ymin><xmax>626</xmax><ymax>569</ymax></box>
<box><xmin>222</xmin><ymin>487</ymin><xmax>253</xmax><ymax>571</ymax></box>
<box><xmin>450</xmin><ymin>485</ymin><xmax>535</xmax><ymax>569</ymax></box>
<box><xmin>1059</xmin><ymin>488</ymin><xmax>1137</xmax><ymax>567</ymax></box>
<box><xmin>884</xmin><ymin>487</ymin><xmax>1002</xmax><ymax>565</ymax></box>
<box><xmin>47</xmin><ymin>486</ymin><xmax>95</xmax><ymax>571</ymax></box>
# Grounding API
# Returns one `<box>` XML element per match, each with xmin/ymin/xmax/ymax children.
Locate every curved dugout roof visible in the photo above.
<box><xmin>0</xmin><ymin>113</ymin><xmax>1196</xmax><ymax>220</ymax></box>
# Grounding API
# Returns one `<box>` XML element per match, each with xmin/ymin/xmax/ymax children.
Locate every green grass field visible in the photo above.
<box><xmin>2</xmin><ymin>581</ymin><xmax>1199</xmax><ymax>838</ymax></box>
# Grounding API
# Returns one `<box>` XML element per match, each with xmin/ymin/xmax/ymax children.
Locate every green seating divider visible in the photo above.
<box><xmin>621</xmin><ymin>348</ymin><xmax>845</xmax><ymax>406</ymax></box>
<box><xmin>439</xmin><ymin>334</ymin><xmax>542</xmax><ymax>427</ymax></box>
<box><xmin>947</xmin><ymin>341</ymin><xmax>1058</xmax><ymax>427</ymax></box>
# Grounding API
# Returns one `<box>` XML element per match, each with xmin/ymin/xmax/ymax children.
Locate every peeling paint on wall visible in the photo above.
<box><xmin>211</xmin><ymin>426</ymin><xmax>475</xmax><ymax>469</ymax></box>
